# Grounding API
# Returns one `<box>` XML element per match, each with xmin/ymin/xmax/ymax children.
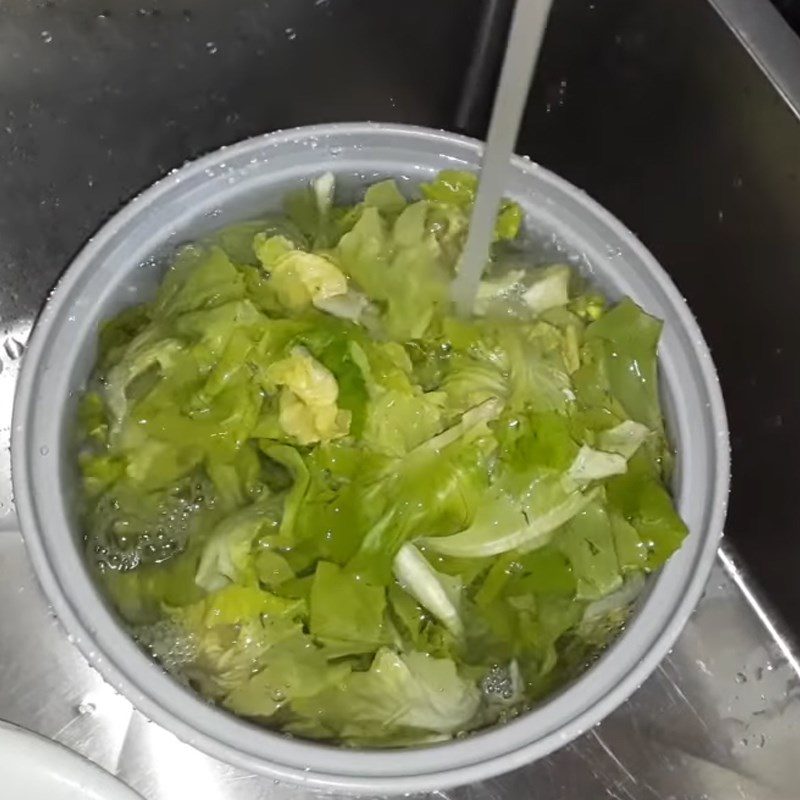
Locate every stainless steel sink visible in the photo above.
<box><xmin>0</xmin><ymin>1</ymin><xmax>799</xmax><ymax>798</ymax></box>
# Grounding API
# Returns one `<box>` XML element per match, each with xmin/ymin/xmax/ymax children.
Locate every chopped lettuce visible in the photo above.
<box><xmin>153</xmin><ymin>245</ymin><xmax>246</xmax><ymax>319</ymax></box>
<box><xmin>309</xmin><ymin>561</ymin><xmax>387</xmax><ymax>647</ymax></box>
<box><xmin>420</xmin><ymin>170</ymin><xmax>522</xmax><ymax>244</ymax></box>
<box><xmin>393</xmin><ymin>543</ymin><xmax>464</xmax><ymax>638</ymax></box>
<box><xmin>77</xmin><ymin>170</ymin><xmax>686</xmax><ymax>748</ymax></box>
<box><xmin>264</xmin><ymin>248</ymin><xmax>349</xmax><ymax>313</ymax></box>
<box><xmin>290</xmin><ymin>648</ymin><xmax>481</xmax><ymax>742</ymax></box>
<box><xmin>104</xmin><ymin>334</ymin><xmax>184</xmax><ymax>434</ymax></box>
<box><xmin>522</xmin><ymin>265</ymin><xmax>571</xmax><ymax>315</ymax></box>
<box><xmin>583</xmin><ymin>298</ymin><xmax>664</xmax><ymax>433</ymax></box>
<box><xmin>473</xmin><ymin>269</ymin><xmax>525</xmax><ymax>316</ymax></box>
<box><xmin>422</xmin><ymin>485</ymin><xmax>600</xmax><ymax>558</ymax></box>
<box><xmin>224</xmin><ymin>634</ymin><xmax>351</xmax><ymax>718</ymax></box>
<box><xmin>337</xmin><ymin>204</ymin><xmax>450</xmax><ymax>340</ymax></box>
<box><xmin>266</xmin><ymin>347</ymin><xmax>351</xmax><ymax>444</ymax></box>
<box><xmin>565</xmin><ymin>445</ymin><xmax>628</xmax><ymax>486</ymax></box>
<box><xmin>195</xmin><ymin>495</ymin><xmax>282</xmax><ymax>592</ymax></box>
<box><xmin>364</xmin><ymin>178</ymin><xmax>408</xmax><ymax>214</ymax></box>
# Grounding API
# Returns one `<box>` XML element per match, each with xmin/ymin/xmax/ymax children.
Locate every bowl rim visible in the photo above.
<box><xmin>11</xmin><ymin>121</ymin><xmax>730</xmax><ymax>794</ymax></box>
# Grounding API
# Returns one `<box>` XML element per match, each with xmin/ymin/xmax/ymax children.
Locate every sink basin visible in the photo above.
<box><xmin>0</xmin><ymin>3</ymin><xmax>798</xmax><ymax>798</ymax></box>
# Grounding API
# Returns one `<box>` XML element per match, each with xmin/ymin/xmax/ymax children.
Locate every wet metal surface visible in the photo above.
<box><xmin>1</xmin><ymin>531</ymin><xmax>798</xmax><ymax>799</ymax></box>
<box><xmin>1</xmin><ymin>0</ymin><xmax>800</xmax><ymax>797</ymax></box>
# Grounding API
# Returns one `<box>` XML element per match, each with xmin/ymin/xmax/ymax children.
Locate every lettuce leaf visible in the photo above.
<box><xmin>309</xmin><ymin>561</ymin><xmax>387</xmax><ymax>648</ymax></box>
<box><xmin>79</xmin><ymin>170</ymin><xmax>688</xmax><ymax>747</ymax></box>
<box><xmin>420</xmin><ymin>170</ymin><xmax>522</xmax><ymax>245</ymax></box>
<box><xmin>153</xmin><ymin>245</ymin><xmax>246</xmax><ymax>319</ymax></box>
<box><xmin>393</xmin><ymin>544</ymin><xmax>464</xmax><ymax>638</ymax></box>
<box><xmin>583</xmin><ymin>298</ymin><xmax>664</xmax><ymax>432</ymax></box>
<box><xmin>224</xmin><ymin>634</ymin><xmax>350</xmax><ymax>719</ymax></box>
<box><xmin>337</xmin><ymin>205</ymin><xmax>449</xmax><ymax>340</ymax></box>
<box><xmin>195</xmin><ymin>494</ymin><xmax>283</xmax><ymax>592</ymax></box>
<box><xmin>347</xmin><ymin>401</ymin><xmax>499</xmax><ymax>583</ymax></box>
<box><xmin>289</xmin><ymin>648</ymin><xmax>481</xmax><ymax>741</ymax></box>
<box><xmin>606</xmin><ymin>450</ymin><xmax>687</xmax><ymax>568</ymax></box>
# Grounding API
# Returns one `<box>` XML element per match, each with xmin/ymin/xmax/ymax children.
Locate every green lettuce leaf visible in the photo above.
<box><xmin>557</xmin><ymin>500</ymin><xmax>623</xmax><ymax>600</ymax></box>
<box><xmin>290</xmin><ymin>647</ymin><xmax>481</xmax><ymax>741</ymax></box>
<box><xmin>148</xmin><ymin>586</ymin><xmax>307</xmax><ymax>699</ymax></box>
<box><xmin>224</xmin><ymin>634</ymin><xmax>350</xmax><ymax>719</ymax></box>
<box><xmin>309</xmin><ymin>561</ymin><xmax>387</xmax><ymax>647</ymax></box>
<box><xmin>347</xmin><ymin>401</ymin><xmax>499</xmax><ymax>582</ymax></box>
<box><xmin>153</xmin><ymin>245</ymin><xmax>246</xmax><ymax>320</ymax></box>
<box><xmin>606</xmin><ymin>450</ymin><xmax>688</xmax><ymax>568</ymax></box>
<box><xmin>363</xmin><ymin>179</ymin><xmax>407</xmax><ymax>215</ymax></box>
<box><xmin>337</xmin><ymin>204</ymin><xmax>449</xmax><ymax>340</ymax></box>
<box><xmin>420</xmin><ymin>170</ymin><xmax>522</xmax><ymax>244</ymax></box>
<box><xmin>195</xmin><ymin>494</ymin><xmax>283</xmax><ymax>592</ymax></box>
<box><xmin>583</xmin><ymin>298</ymin><xmax>664</xmax><ymax>432</ymax></box>
<box><xmin>421</xmin><ymin>485</ymin><xmax>599</xmax><ymax>558</ymax></box>
<box><xmin>78</xmin><ymin>170</ymin><xmax>688</xmax><ymax>747</ymax></box>
<box><xmin>350</xmin><ymin>340</ymin><xmax>447</xmax><ymax>456</ymax></box>
<box><xmin>260</xmin><ymin>444</ymin><xmax>310</xmax><ymax>541</ymax></box>
<box><xmin>284</xmin><ymin>172</ymin><xmax>339</xmax><ymax>249</ymax></box>
<box><xmin>393</xmin><ymin>543</ymin><xmax>464</xmax><ymax>638</ymax></box>
<box><xmin>521</xmin><ymin>265</ymin><xmax>571</xmax><ymax>315</ymax></box>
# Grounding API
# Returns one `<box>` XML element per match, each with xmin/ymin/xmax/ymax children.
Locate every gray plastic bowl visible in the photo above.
<box><xmin>12</xmin><ymin>123</ymin><xmax>729</xmax><ymax>794</ymax></box>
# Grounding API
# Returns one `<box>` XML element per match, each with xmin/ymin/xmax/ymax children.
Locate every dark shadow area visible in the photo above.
<box><xmin>771</xmin><ymin>0</ymin><xmax>800</xmax><ymax>31</ymax></box>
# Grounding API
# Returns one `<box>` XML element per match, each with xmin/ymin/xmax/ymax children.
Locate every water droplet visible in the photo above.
<box><xmin>40</xmin><ymin>30</ymin><xmax>53</xmax><ymax>43</ymax></box>
<box><xmin>284</xmin><ymin>27</ymin><xmax>296</xmax><ymax>40</ymax></box>
<box><xmin>39</xmin><ymin>445</ymin><xmax>49</xmax><ymax>456</ymax></box>
<box><xmin>206</xmin><ymin>41</ymin><xmax>218</xmax><ymax>55</ymax></box>
<box><xmin>77</xmin><ymin>701</ymin><xmax>96</xmax><ymax>715</ymax></box>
